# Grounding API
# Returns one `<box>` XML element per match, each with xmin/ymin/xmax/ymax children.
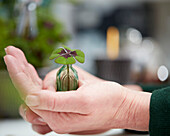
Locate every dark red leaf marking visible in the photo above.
<box><xmin>70</xmin><ymin>51</ymin><xmax>78</xmax><ymax>57</ymax></box>
<box><xmin>62</xmin><ymin>54</ymin><xmax>72</xmax><ymax>58</ymax></box>
<box><xmin>65</xmin><ymin>49</ymin><xmax>71</xmax><ymax>53</ymax></box>
<box><xmin>57</xmin><ymin>47</ymin><xmax>78</xmax><ymax>59</ymax></box>
<box><xmin>58</xmin><ymin>49</ymin><xmax>66</xmax><ymax>55</ymax></box>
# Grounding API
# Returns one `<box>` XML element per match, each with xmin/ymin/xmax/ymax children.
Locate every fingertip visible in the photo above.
<box><xmin>19</xmin><ymin>104</ymin><xmax>47</xmax><ymax>125</ymax></box>
<box><xmin>19</xmin><ymin>104</ymin><xmax>28</xmax><ymax>120</ymax></box>
<box><xmin>4</xmin><ymin>47</ymin><xmax>7</xmax><ymax>53</ymax></box>
<box><xmin>5</xmin><ymin>45</ymin><xmax>15</xmax><ymax>54</ymax></box>
<box><xmin>6</xmin><ymin>46</ymin><xmax>16</xmax><ymax>53</ymax></box>
<box><xmin>32</xmin><ymin>124</ymin><xmax>52</xmax><ymax>135</ymax></box>
<box><xmin>4</xmin><ymin>46</ymin><xmax>28</xmax><ymax>68</ymax></box>
<box><xmin>19</xmin><ymin>105</ymin><xmax>23</xmax><ymax>117</ymax></box>
<box><xmin>25</xmin><ymin>95</ymin><xmax>39</xmax><ymax>107</ymax></box>
<box><xmin>7</xmin><ymin>45</ymin><xmax>15</xmax><ymax>48</ymax></box>
<box><xmin>4</xmin><ymin>46</ymin><xmax>10</xmax><ymax>54</ymax></box>
<box><xmin>7</xmin><ymin>45</ymin><xmax>17</xmax><ymax>50</ymax></box>
<box><xmin>3</xmin><ymin>55</ymin><xmax>16</xmax><ymax>64</ymax></box>
<box><xmin>3</xmin><ymin>55</ymin><xmax>7</xmax><ymax>63</ymax></box>
<box><xmin>3</xmin><ymin>54</ymin><xmax>17</xmax><ymax>65</ymax></box>
<box><xmin>5</xmin><ymin>46</ymin><xmax>25</xmax><ymax>58</ymax></box>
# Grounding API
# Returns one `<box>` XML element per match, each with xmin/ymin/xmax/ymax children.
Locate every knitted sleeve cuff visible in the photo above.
<box><xmin>149</xmin><ymin>87</ymin><xmax>170</xmax><ymax>136</ymax></box>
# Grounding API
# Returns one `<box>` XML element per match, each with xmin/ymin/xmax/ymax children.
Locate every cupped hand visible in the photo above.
<box><xmin>4</xmin><ymin>46</ymin><xmax>149</xmax><ymax>134</ymax></box>
<box><xmin>4</xmin><ymin>46</ymin><xmax>107</xmax><ymax>134</ymax></box>
<box><xmin>25</xmin><ymin>80</ymin><xmax>129</xmax><ymax>133</ymax></box>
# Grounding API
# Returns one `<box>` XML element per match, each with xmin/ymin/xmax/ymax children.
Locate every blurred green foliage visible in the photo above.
<box><xmin>0</xmin><ymin>0</ymin><xmax>70</xmax><ymax>119</ymax></box>
<box><xmin>0</xmin><ymin>0</ymin><xmax>17</xmax><ymax>18</ymax></box>
<box><xmin>0</xmin><ymin>71</ymin><xmax>22</xmax><ymax>118</ymax></box>
<box><xmin>0</xmin><ymin>3</ymin><xmax>70</xmax><ymax>69</ymax></box>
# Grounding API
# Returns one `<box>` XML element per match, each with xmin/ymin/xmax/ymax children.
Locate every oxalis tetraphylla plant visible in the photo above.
<box><xmin>49</xmin><ymin>45</ymin><xmax>85</xmax><ymax>91</ymax></box>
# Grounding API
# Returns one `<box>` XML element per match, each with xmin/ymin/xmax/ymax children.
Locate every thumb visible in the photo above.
<box><xmin>25</xmin><ymin>90</ymin><xmax>90</xmax><ymax>114</ymax></box>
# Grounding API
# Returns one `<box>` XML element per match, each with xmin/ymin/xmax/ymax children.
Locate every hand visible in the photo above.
<box><xmin>24</xmin><ymin>80</ymin><xmax>151</xmax><ymax>133</ymax></box>
<box><xmin>4</xmin><ymin>46</ymin><xmax>53</xmax><ymax>134</ymax></box>
<box><xmin>4</xmin><ymin>46</ymin><xmax>151</xmax><ymax>134</ymax></box>
<box><xmin>4</xmin><ymin>46</ymin><xmax>105</xmax><ymax>134</ymax></box>
<box><xmin>19</xmin><ymin>81</ymin><xmax>127</xmax><ymax>134</ymax></box>
<box><xmin>24</xmin><ymin>81</ymin><xmax>128</xmax><ymax>132</ymax></box>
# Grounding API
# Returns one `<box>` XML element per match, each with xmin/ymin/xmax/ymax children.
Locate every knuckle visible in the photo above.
<box><xmin>46</xmin><ymin>95</ymin><xmax>56</xmax><ymax>111</ymax></box>
<box><xmin>39</xmin><ymin>91</ymin><xmax>56</xmax><ymax>111</ymax></box>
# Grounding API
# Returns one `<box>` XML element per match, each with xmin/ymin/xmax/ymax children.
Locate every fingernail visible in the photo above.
<box><xmin>22</xmin><ymin>105</ymin><xmax>27</xmax><ymax>115</ymax></box>
<box><xmin>4</xmin><ymin>48</ymin><xmax>7</xmax><ymax>54</ymax></box>
<box><xmin>26</xmin><ymin>95</ymin><xmax>39</xmax><ymax>107</ymax></box>
<box><xmin>33</xmin><ymin>117</ymin><xmax>46</xmax><ymax>124</ymax></box>
<box><xmin>19</xmin><ymin>104</ymin><xmax>27</xmax><ymax>117</ymax></box>
<box><xmin>3</xmin><ymin>55</ymin><xmax>8</xmax><ymax>65</ymax></box>
<box><xmin>3</xmin><ymin>55</ymin><xmax>6</xmax><ymax>61</ymax></box>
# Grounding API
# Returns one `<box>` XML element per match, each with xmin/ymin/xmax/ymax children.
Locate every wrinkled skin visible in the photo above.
<box><xmin>4</xmin><ymin>46</ymin><xmax>145</xmax><ymax>135</ymax></box>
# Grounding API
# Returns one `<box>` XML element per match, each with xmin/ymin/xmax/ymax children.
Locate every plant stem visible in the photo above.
<box><xmin>67</xmin><ymin>64</ymin><xmax>70</xmax><ymax>91</ymax></box>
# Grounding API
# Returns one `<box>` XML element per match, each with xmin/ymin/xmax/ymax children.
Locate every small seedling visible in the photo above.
<box><xmin>49</xmin><ymin>45</ymin><xmax>85</xmax><ymax>91</ymax></box>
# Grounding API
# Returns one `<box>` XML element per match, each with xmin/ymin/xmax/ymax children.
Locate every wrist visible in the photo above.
<box><xmin>118</xmin><ymin>88</ymin><xmax>151</xmax><ymax>131</ymax></box>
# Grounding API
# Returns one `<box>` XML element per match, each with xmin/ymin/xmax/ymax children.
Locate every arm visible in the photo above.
<box><xmin>149</xmin><ymin>87</ymin><xmax>170</xmax><ymax>136</ymax></box>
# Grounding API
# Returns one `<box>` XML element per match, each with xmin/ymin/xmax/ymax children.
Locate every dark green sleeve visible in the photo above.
<box><xmin>149</xmin><ymin>87</ymin><xmax>170</xmax><ymax>136</ymax></box>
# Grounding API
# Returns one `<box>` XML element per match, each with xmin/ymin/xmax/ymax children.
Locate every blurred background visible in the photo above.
<box><xmin>0</xmin><ymin>0</ymin><xmax>170</xmax><ymax>120</ymax></box>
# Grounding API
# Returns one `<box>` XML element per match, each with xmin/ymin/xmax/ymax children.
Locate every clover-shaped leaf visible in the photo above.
<box><xmin>74</xmin><ymin>49</ymin><xmax>85</xmax><ymax>63</ymax></box>
<box><xmin>55</xmin><ymin>56</ymin><xmax>76</xmax><ymax>65</ymax></box>
<box><xmin>49</xmin><ymin>48</ymin><xmax>63</xmax><ymax>60</ymax></box>
<box><xmin>49</xmin><ymin>45</ymin><xmax>85</xmax><ymax>65</ymax></box>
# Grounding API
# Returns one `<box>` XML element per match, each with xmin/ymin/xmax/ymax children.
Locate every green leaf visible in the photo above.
<box><xmin>52</xmin><ymin>48</ymin><xmax>64</xmax><ymax>54</ymax></box>
<box><xmin>74</xmin><ymin>50</ymin><xmax>85</xmax><ymax>63</ymax></box>
<box><xmin>55</xmin><ymin>56</ymin><xmax>66</xmax><ymax>64</ymax></box>
<box><xmin>55</xmin><ymin>56</ymin><xmax>76</xmax><ymax>65</ymax></box>
<box><xmin>50</xmin><ymin>46</ymin><xmax>85</xmax><ymax>65</ymax></box>
<box><xmin>66</xmin><ymin>57</ymin><xmax>76</xmax><ymax>64</ymax></box>
<box><xmin>63</xmin><ymin>45</ymin><xmax>72</xmax><ymax>51</ymax></box>
<box><xmin>49</xmin><ymin>54</ymin><xmax>60</xmax><ymax>60</ymax></box>
<box><xmin>49</xmin><ymin>48</ymin><xmax>64</xmax><ymax>60</ymax></box>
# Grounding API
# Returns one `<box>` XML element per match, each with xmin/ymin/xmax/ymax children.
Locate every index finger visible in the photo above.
<box><xmin>5</xmin><ymin>46</ymin><xmax>42</xmax><ymax>85</ymax></box>
<box><xmin>4</xmin><ymin>47</ymin><xmax>42</xmax><ymax>99</ymax></box>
